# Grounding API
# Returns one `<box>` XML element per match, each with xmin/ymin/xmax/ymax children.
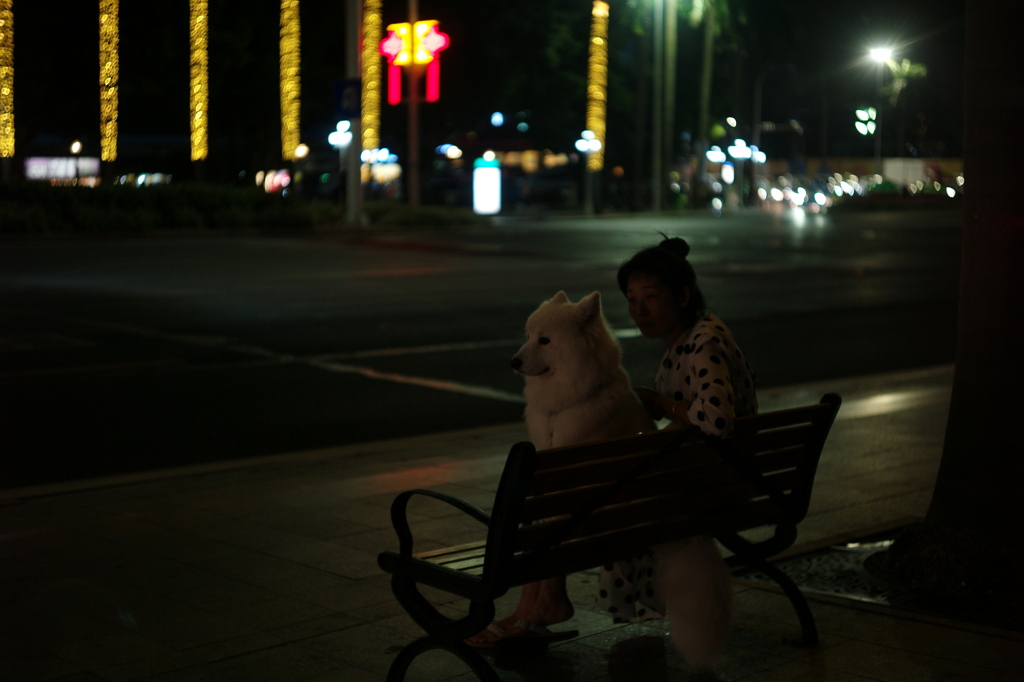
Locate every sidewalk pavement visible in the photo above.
<box><xmin>2</xmin><ymin>364</ymin><xmax>1022</xmax><ymax>681</ymax></box>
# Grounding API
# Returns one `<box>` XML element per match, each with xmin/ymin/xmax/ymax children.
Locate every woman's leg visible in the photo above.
<box><xmin>466</xmin><ymin>576</ymin><xmax>575</xmax><ymax>643</ymax></box>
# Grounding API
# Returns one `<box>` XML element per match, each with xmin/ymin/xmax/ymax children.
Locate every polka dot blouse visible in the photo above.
<box><xmin>655</xmin><ymin>313</ymin><xmax>757</xmax><ymax>436</ymax></box>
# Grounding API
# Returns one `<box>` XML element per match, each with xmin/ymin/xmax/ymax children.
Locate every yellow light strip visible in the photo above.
<box><xmin>189</xmin><ymin>0</ymin><xmax>208</xmax><ymax>161</ymax></box>
<box><xmin>279</xmin><ymin>0</ymin><xmax>301</xmax><ymax>161</ymax></box>
<box><xmin>0</xmin><ymin>0</ymin><xmax>13</xmax><ymax>158</ymax></box>
<box><xmin>99</xmin><ymin>0</ymin><xmax>119</xmax><ymax>162</ymax></box>
<box><xmin>361</xmin><ymin>0</ymin><xmax>382</xmax><ymax>152</ymax></box>
<box><xmin>586</xmin><ymin>1</ymin><xmax>609</xmax><ymax>171</ymax></box>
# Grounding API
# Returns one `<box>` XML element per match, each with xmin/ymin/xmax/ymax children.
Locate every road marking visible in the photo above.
<box><xmin>0</xmin><ymin>358</ymin><xmax>184</xmax><ymax>379</ymax></box>
<box><xmin>313</xmin><ymin>338</ymin><xmax>521</xmax><ymax>361</ymax></box>
<box><xmin>0</xmin><ymin>308</ymin><xmax>528</xmax><ymax>402</ymax></box>
<box><xmin>0</xmin><ymin>307</ymin><xmax>647</xmax><ymax>402</ymax></box>
<box><xmin>356</xmin><ymin>267</ymin><xmax>453</xmax><ymax>278</ymax></box>
<box><xmin>309</xmin><ymin>359</ymin><xmax>525</xmax><ymax>403</ymax></box>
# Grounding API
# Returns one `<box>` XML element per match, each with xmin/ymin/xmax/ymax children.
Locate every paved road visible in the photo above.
<box><xmin>0</xmin><ymin>207</ymin><xmax>962</xmax><ymax>489</ymax></box>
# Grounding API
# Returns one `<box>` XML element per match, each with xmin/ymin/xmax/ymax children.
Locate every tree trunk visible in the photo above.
<box><xmin>690</xmin><ymin>1</ymin><xmax>715</xmax><ymax>208</ymax></box>
<box><xmin>867</xmin><ymin>0</ymin><xmax>1024</xmax><ymax>625</ymax></box>
<box><xmin>927</xmin><ymin>0</ymin><xmax>1024</xmax><ymax>541</ymax></box>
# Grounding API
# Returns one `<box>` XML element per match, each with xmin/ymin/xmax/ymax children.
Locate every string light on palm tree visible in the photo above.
<box><xmin>189</xmin><ymin>0</ymin><xmax>208</xmax><ymax>161</ymax></box>
<box><xmin>279</xmin><ymin>0</ymin><xmax>301</xmax><ymax>161</ymax></box>
<box><xmin>99</xmin><ymin>0</ymin><xmax>119</xmax><ymax>162</ymax></box>
<box><xmin>0</xmin><ymin>0</ymin><xmax>13</xmax><ymax>160</ymax></box>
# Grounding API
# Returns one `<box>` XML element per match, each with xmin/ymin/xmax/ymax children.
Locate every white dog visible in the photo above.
<box><xmin>511</xmin><ymin>291</ymin><xmax>732</xmax><ymax>670</ymax></box>
<box><xmin>511</xmin><ymin>290</ymin><xmax>653</xmax><ymax>449</ymax></box>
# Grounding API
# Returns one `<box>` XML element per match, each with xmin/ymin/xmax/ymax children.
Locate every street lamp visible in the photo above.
<box><xmin>328</xmin><ymin>121</ymin><xmax>354</xmax><ymax>208</ymax></box>
<box><xmin>293</xmin><ymin>143</ymin><xmax>309</xmax><ymax>196</ymax></box>
<box><xmin>726</xmin><ymin>138</ymin><xmax>753</xmax><ymax>208</ymax></box>
<box><xmin>70</xmin><ymin>139</ymin><xmax>82</xmax><ymax>183</ymax></box>
<box><xmin>575</xmin><ymin>130</ymin><xmax>602</xmax><ymax>215</ymax></box>
<box><xmin>869</xmin><ymin>48</ymin><xmax>892</xmax><ymax>176</ymax></box>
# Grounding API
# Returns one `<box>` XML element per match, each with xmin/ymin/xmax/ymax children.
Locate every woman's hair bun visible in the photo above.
<box><xmin>658</xmin><ymin>236</ymin><xmax>691</xmax><ymax>259</ymax></box>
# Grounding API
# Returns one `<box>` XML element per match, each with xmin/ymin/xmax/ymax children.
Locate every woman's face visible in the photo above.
<box><xmin>625</xmin><ymin>272</ymin><xmax>690</xmax><ymax>343</ymax></box>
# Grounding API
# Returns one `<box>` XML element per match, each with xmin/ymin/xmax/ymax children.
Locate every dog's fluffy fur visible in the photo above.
<box><xmin>512</xmin><ymin>291</ymin><xmax>732</xmax><ymax>669</ymax></box>
<box><xmin>511</xmin><ymin>290</ymin><xmax>653</xmax><ymax>449</ymax></box>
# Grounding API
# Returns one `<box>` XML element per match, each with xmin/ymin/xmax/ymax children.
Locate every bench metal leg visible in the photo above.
<box><xmin>717</xmin><ymin>532</ymin><xmax>819</xmax><ymax>647</ymax></box>
<box><xmin>391</xmin><ymin>575</ymin><xmax>497</xmax><ymax>642</ymax></box>
<box><xmin>745</xmin><ymin>556</ymin><xmax>819</xmax><ymax>646</ymax></box>
<box><xmin>386</xmin><ymin>636</ymin><xmax>499</xmax><ymax>682</ymax></box>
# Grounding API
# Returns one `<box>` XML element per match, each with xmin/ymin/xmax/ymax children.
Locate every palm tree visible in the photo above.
<box><xmin>881</xmin><ymin>58</ymin><xmax>927</xmax><ymax>156</ymax></box>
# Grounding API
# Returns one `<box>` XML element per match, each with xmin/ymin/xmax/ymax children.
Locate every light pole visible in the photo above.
<box><xmin>576</xmin><ymin>130</ymin><xmax>601</xmax><ymax>216</ymax></box>
<box><xmin>869</xmin><ymin>48</ymin><xmax>892</xmax><ymax>177</ymax></box>
<box><xmin>727</xmin><ymin>138</ymin><xmax>752</xmax><ymax>207</ymax></box>
<box><xmin>70</xmin><ymin>139</ymin><xmax>82</xmax><ymax>183</ymax></box>
<box><xmin>328</xmin><ymin>121</ymin><xmax>354</xmax><ymax>213</ymax></box>
<box><xmin>293</xmin><ymin>143</ymin><xmax>309</xmax><ymax>197</ymax></box>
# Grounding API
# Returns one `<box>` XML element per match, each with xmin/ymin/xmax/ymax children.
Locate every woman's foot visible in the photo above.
<box><xmin>464</xmin><ymin>619</ymin><xmax>579</xmax><ymax>648</ymax></box>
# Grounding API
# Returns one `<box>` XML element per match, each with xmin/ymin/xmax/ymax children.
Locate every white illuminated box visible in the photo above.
<box><xmin>472</xmin><ymin>153</ymin><xmax>501</xmax><ymax>215</ymax></box>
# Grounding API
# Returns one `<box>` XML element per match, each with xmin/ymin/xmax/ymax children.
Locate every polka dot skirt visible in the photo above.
<box><xmin>596</xmin><ymin>552</ymin><xmax>665</xmax><ymax>623</ymax></box>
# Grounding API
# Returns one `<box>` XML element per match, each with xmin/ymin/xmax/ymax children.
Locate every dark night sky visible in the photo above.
<box><xmin>11</xmin><ymin>0</ymin><xmax>965</xmax><ymax>175</ymax></box>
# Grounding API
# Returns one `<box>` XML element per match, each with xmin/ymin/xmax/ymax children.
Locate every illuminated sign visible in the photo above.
<box><xmin>26</xmin><ymin>157</ymin><xmax>101</xmax><ymax>180</ymax></box>
<box><xmin>473</xmin><ymin>152</ymin><xmax>501</xmax><ymax>215</ymax></box>
<box><xmin>379</xmin><ymin>20</ymin><xmax>449</xmax><ymax>104</ymax></box>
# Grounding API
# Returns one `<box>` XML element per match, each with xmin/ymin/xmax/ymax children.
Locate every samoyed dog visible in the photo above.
<box><xmin>511</xmin><ymin>291</ymin><xmax>732</xmax><ymax>670</ymax></box>
<box><xmin>510</xmin><ymin>290</ymin><xmax>653</xmax><ymax>449</ymax></box>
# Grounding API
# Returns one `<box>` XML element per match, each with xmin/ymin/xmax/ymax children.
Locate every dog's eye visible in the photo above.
<box><xmin>538</xmin><ymin>337</ymin><xmax>551</xmax><ymax>345</ymax></box>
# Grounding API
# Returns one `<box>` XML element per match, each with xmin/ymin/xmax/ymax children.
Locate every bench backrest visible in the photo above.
<box><xmin>489</xmin><ymin>394</ymin><xmax>841</xmax><ymax>585</ymax></box>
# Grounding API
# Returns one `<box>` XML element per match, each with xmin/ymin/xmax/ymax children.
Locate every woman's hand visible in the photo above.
<box><xmin>634</xmin><ymin>387</ymin><xmax>668</xmax><ymax>420</ymax></box>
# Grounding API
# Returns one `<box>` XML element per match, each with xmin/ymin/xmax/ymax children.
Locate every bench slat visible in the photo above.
<box><xmin>519</xmin><ymin>462</ymin><xmax>805</xmax><ymax>524</ymax></box>
<box><xmin>533</xmin><ymin>429</ymin><xmax>693</xmax><ymax>471</ymax></box>
<box><xmin>514</xmin><ymin>499</ymin><xmax>785</xmax><ymax>584</ymax></box>
<box><xmin>412</xmin><ymin>541</ymin><xmax>488</xmax><ymax>561</ymax></box>
<box><xmin>528</xmin><ymin>445</ymin><xmax>722</xmax><ymax>495</ymax></box>
<box><xmin>729</xmin><ymin>403</ymin><xmax>836</xmax><ymax>436</ymax></box>
<box><xmin>522</xmin><ymin>443</ymin><xmax>812</xmax><ymax>521</ymax></box>
<box><xmin>521</xmin><ymin>462</ymin><xmax>743</xmax><ymax>521</ymax></box>
<box><xmin>515</xmin><ymin>469</ymin><xmax>802</xmax><ymax>552</ymax></box>
<box><xmin>527</xmin><ymin>423</ymin><xmax>820</xmax><ymax>495</ymax></box>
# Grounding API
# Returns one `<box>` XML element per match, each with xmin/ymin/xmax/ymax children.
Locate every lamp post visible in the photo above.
<box><xmin>576</xmin><ymin>130</ymin><xmax>601</xmax><ymax>216</ymax></box>
<box><xmin>727</xmin><ymin>138</ymin><xmax>752</xmax><ymax>207</ymax></box>
<box><xmin>869</xmin><ymin>48</ymin><xmax>892</xmax><ymax>177</ymax></box>
<box><xmin>328</xmin><ymin>121</ymin><xmax>354</xmax><ymax>212</ymax></box>
<box><xmin>70</xmin><ymin>139</ymin><xmax>82</xmax><ymax>183</ymax></box>
<box><xmin>294</xmin><ymin>143</ymin><xmax>309</xmax><ymax>196</ymax></box>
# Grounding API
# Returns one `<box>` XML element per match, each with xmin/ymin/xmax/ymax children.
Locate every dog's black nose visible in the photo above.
<box><xmin>510</xmin><ymin>357</ymin><xmax>522</xmax><ymax>371</ymax></box>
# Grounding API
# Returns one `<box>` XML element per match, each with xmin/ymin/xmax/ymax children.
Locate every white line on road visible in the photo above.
<box><xmin>1</xmin><ymin>308</ymin><xmax>528</xmax><ymax>403</ymax></box>
<box><xmin>309</xmin><ymin>359</ymin><xmax>525</xmax><ymax>403</ymax></box>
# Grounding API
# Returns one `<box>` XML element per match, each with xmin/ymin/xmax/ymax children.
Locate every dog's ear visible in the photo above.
<box><xmin>549</xmin><ymin>291</ymin><xmax>570</xmax><ymax>305</ymax></box>
<box><xmin>577</xmin><ymin>291</ymin><xmax>601</xmax><ymax>327</ymax></box>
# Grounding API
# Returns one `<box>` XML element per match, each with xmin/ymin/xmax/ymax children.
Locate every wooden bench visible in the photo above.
<box><xmin>378</xmin><ymin>393</ymin><xmax>842</xmax><ymax>681</ymax></box>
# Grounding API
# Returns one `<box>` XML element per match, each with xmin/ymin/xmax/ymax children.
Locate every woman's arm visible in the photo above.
<box><xmin>635</xmin><ymin>387</ymin><xmax>692</xmax><ymax>426</ymax></box>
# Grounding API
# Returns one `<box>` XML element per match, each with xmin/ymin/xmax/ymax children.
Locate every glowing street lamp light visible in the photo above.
<box><xmin>868</xmin><ymin>47</ymin><xmax>893</xmax><ymax>175</ymax></box>
<box><xmin>328</xmin><ymin>121</ymin><xmax>354</xmax><ymax>209</ymax></box>
<box><xmin>855</xmin><ymin>107</ymin><xmax>877</xmax><ymax>136</ymax></box>
<box><xmin>705</xmin><ymin>146</ymin><xmax>727</xmax><ymax>164</ymax></box>
<box><xmin>70</xmin><ymin>139</ymin><xmax>82</xmax><ymax>182</ymax></box>
<box><xmin>870</xmin><ymin>47</ymin><xmax>892</xmax><ymax>63</ymax></box>
<box><xmin>577</xmin><ymin>130</ymin><xmax>602</xmax><ymax>215</ymax></box>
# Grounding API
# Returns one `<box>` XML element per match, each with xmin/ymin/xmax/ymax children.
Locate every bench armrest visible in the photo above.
<box><xmin>390</xmin><ymin>489</ymin><xmax>492</xmax><ymax>558</ymax></box>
